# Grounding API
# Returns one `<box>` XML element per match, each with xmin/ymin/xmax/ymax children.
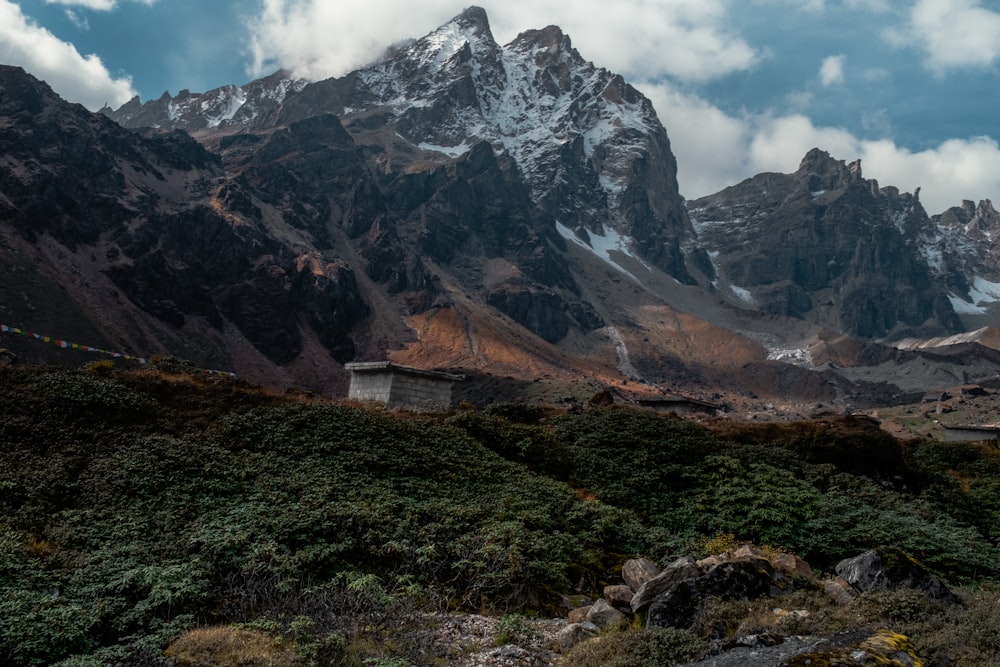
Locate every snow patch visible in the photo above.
<box><xmin>556</xmin><ymin>221</ymin><xmax>644</xmax><ymax>284</ymax></box>
<box><xmin>417</xmin><ymin>141</ymin><xmax>473</xmax><ymax>157</ymax></box>
<box><xmin>969</xmin><ymin>276</ymin><xmax>1000</xmax><ymax>304</ymax></box>
<box><xmin>768</xmin><ymin>347</ymin><xmax>814</xmax><ymax>365</ymax></box>
<box><xmin>690</xmin><ymin>214</ymin><xmax>745</xmax><ymax>236</ymax></box>
<box><xmin>948</xmin><ymin>294</ymin><xmax>987</xmax><ymax>315</ymax></box>
<box><xmin>730</xmin><ymin>285</ymin><xmax>754</xmax><ymax>305</ymax></box>
<box><xmin>744</xmin><ymin>332</ymin><xmax>813</xmax><ymax>367</ymax></box>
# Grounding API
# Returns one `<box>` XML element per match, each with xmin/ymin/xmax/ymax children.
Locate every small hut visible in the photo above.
<box><xmin>636</xmin><ymin>395</ymin><xmax>721</xmax><ymax>417</ymax></box>
<box><xmin>942</xmin><ymin>424</ymin><xmax>1000</xmax><ymax>444</ymax></box>
<box><xmin>345</xmin><ymin>361</ymin><xmax>463</xmax><ymax>411</ymax></box>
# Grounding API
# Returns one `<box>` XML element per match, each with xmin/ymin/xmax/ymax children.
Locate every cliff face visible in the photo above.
<box><xmin>689</xmin><ymin>149</ymin><xmax>962</xmax><ymax>339</ymax></box>
<box><xmin>0</xmin><ymin>64</ymin><xmax>369</xmax><ymax>386</ymax></box>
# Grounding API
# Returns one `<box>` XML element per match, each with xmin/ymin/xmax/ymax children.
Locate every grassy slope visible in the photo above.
<box><xmin>1</xmin><ymin>364</ymin><xmax>999</xmax><ymax>665</ymax></box>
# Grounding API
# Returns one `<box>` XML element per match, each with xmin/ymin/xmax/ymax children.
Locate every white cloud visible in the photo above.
<box><xmin>45</xmin><ymin>0</ymin><xmax>116</xmax><ymax>9</ymax></box>
<box><xmin>888</xmin><ymin>0</ymin><xmax>1000</xmax><ymax>72</ymax></box>
<box><xmin>751</xmin><ymin>0</ymin><xmax>890</xmax><ymax>11</ymax></box>
<box><xmin>0</xmin><ymin>0</ymin><xmax>136</xmax><ymax>109</ymax></box>
<box><xmin>64</xmin><ymin>8</ymin><xmax>89</xmax><ymax>30</ymax></box>
<box><xmin>247</xmin><ymin>0</ymin><xmax>757</xmax><ymax>84</ymax></box>
<box><xmin>637</xmin><ymin>82</ymin><xmax>752</xmax><ymax>196</ymax></box>
<box><xmin>819</xmin><ymin>54</ymin><xmax>846</xmax><ymax>86</ymax></box>
<box><xmin>43</xmin><ymin>0</ymin><xmax>155</xmax><ymax>9</ymax></box>
<box><xmin>844</xmin><ymin>0</ymin><xmax>891</xmax><ymax>10</ymax></box>
<box><xmin>638</xmin><ymin>81</ymin><xmax>1000</xmax><ymax>215</ymax></box>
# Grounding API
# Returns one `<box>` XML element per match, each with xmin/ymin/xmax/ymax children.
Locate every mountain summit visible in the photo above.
<box><xmin>106</xmin><ymin>6</ymin><xmax>695</xmax><ymax>282</ymax></box>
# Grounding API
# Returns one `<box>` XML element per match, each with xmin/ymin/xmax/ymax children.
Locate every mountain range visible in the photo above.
<box><xmin>3</xmin><ymin>6</ymin><xmax>1000</xmax><ymax>411</ymax></box>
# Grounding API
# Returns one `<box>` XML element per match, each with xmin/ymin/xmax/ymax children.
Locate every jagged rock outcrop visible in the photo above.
<box><xmin>689</xmin><ymin>149</ymin><xmax>963</xmax><ymax>339</ymax></box>
<box><xmin>625</xmin><ymin>548</ymin><xmax>798</xmax><ymax>630</ymax></box>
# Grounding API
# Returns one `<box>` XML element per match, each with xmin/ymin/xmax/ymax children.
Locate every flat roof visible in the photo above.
<box><xmin>636</xmin><ymin>395</ymin><xmax>720</xmax><ymax>409</ymax></box>
<box><xmin>344</xmin><ymin>361</ymin><xmax>465</xmax><ymax>382</ymax></box>
<box><xmin>943</xmin><ymin>424</ymin><xmax>1000</xmax><ymax>432</ymax></box>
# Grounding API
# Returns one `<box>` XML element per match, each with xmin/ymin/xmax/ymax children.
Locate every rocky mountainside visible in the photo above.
<box><xmin>688</xmin><ymin>149</ymin><xmax>1000</xmax><ymax>341</ymax></box>
<box><xmin>689</xmin><ymin>149</ymin><xmax>958</xmax><ymax>339</ymax></box>
<box><xmin>0</xmin><ymin>63</ymin><xmax>369</xmax><ymax>390</ymax></box>
<box><xmin>5</xmin><ymin>7</ymin><xmax>1000</xmax><ymax>407</ymax></box>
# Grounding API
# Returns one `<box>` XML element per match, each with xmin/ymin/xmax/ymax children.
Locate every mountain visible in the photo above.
<box><xmin>688</xmin><ymin>149</ymin><xmax>961</xmax><ymax>339</ymax></box>
<box><xmin>0</xmin><ymin>63</ymin><xmax>369</xmax><ymax>391</ymax></box>
<box><xmin>687</xmin><ymin>149</ymin><xmax>1000</xmax><ymax>341</ymax></box>
<box><xmin>5</xmin><ymin>7</ymin><xmax>1000</xmax><ymax>409</ymax></box>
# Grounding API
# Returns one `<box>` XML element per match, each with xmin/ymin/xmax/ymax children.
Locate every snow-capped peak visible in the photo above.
<box><xmin>349</xmin><ymin>7</ymin><xmax>659</xmax><ymax>215</ymax></box>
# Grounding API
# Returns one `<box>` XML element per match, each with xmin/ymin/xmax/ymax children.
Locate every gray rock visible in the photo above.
<box><xmin>631</xmin><ymin>556</ymin><xmax>699</xmax><ymax>614</ymax></box>
<box><xmin>622</xmin><ymin>557</ymin><xmax>661</xmax><ymax>591</ymax></box>
<box><xmin>822</xmin><ymin>577</ymin><xmax>857</xmax><ymax>606</ymax></box>
<box><xmin>835</xmin><ymin>547</ymin><xmax>956</xmax><ymax>601</ymax></box>
<box><xmin>647</xmin><ymin>558</ymin><xmax>781</xmax><ymax>630</ymax></box>
<box><xmin>586</xmin><ymin>599</ymin><xmax>626</xmax><ymax>630</ymax></box>
<box><xmin>771</xmin><ymin>552</ymin><xmax>813</xmax><ymax>578</ymax></box>
<box><xmin>556</xmin><ymin>621</ymin><xmax>600</xmax><ymax>650</ymax></box>
<box><xmin>603</xmin><ymin>584</ymin><xmax>634</xmax><ymax>611</ymax></box>
<box><xmin>567</xmin><ymin>605</ymin><xmax>591</xmax><ymax>624</ymax></box>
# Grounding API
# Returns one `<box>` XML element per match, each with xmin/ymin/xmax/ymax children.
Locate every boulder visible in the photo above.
<box><xmin>696</xmin><ymin>555</ymin><xmax>723</xmax><ymax>569</ymax></box>
<box><xmin>602</xmin><ymin>584</ymin><xmax>634</xmax><ymax>611</ymax></box>
<box><xmin>556</xmin><ymin>622</ymin><xmax>600</xmax><ymax>650</ymax></box>
<box><xmin>771</xmin><ymin>553</ymin><xmax>813</xmax><ymax>578</ymax></box>
<box><xmin>699</xmin><ymin>557</ymin><xmax>783</xmax><ymax>600</ymax></box>
<box><xmin>621</xmin><ymin>557</ymin><xmax>660</xmax><ymax>591</ymax></box>
<box><xmin>835</xmin><ymin>547</ymin><xmax>956</xmax><ymax>601</ymax></box>
<box><xmin>567</xmin><ymin>605</ymin><xmax>591</xmax><ymax>624</ymax></box>
<box><xmin>790</xmin><ymin>629</ymin><xmax>922</xmax><ymax>666</ymax></box>
<box><xmin>733</xmin><ymin>544</ymin><xmax>767</xmax><ymax>560</ymax></box>
<box><xmin>631</xmin><ymin>556</ymin><xmax>699</xmax><ymax>614</ymax></box>
<box><xmin>644</xmin><ymin>554</ymin><xmax>789</xmax><ymax>630</ymax></box>
<box><xmin>586</xmin><ymin>599</ymin><xmax>626</xmax><ymax>630</ymax></box>
<box><xmin>646</xmin><ymin>578</ymin><xmax>702</xmax><ymax>630</ymax></box>
<box><xmin>822</xmin><ymin>577</ymin><xmax>857</xmax><ymax>606</ymax></box>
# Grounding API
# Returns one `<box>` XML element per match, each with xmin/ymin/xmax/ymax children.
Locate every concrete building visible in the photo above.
<box><xmin>942</xmin><ymin>424</ymin><xmax>1000</xmax><ymax>444</ymax></box>
<box><xmin>636</xmin><ymin>395</ymin><xmax>721</xmax><ymax>417</ymax></box>
<box><xmin>345</xmin><ymin>361</ymin><xmax>463</xmax><ymax>411</ymax></box>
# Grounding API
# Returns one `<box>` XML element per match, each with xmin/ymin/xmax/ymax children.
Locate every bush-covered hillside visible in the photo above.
<box><xmin>1</xmin><ymin>364</ymin><xmax>999</xmax><ymax>665</ymax></box>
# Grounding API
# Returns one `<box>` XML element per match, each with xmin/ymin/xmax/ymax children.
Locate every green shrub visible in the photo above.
<box><xmin>32</xmin><ymin>371</ymin><xmax>152</xmax><ymax>413</ymax></box>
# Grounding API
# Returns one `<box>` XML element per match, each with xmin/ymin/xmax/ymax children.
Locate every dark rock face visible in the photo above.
<box><xmin>689</xmin><ymin>149</ymin><xmax>963</xmax><ymax>339</ymax></box>
<box><xmin>629</xmin><ymin>548</ymin><xmax>795</xmax><ymax>632</ymax></box>
<box><xmin>835</xmin><ymin>548</ymin><xmax>957</xmax><ymax>602</ymax></box>
<box><xmin>646</xmin><ymin>557</ymin><xmax>784</xmax><ymax>630</ymax></box>
<box><xmin>0</xmin><ymin>65</ymin><xmax>369</xmax><ymax>369</ymax></box>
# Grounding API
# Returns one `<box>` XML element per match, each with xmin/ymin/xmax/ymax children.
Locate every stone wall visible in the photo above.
<box><xmin>347</xmin><ymin>370</ymin><xmax>394</xmax><ymax>404</ymax></box>
<box><xmin>388</xmin><ymin>373</ymin><xmax>453</xmax><ymax>411</ymax></box>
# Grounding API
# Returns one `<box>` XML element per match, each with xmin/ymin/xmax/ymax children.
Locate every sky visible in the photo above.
<box><xmin>4</xmin><ymin>0</ymin><xmax>1000</xmax><ymax>215</ymax></box>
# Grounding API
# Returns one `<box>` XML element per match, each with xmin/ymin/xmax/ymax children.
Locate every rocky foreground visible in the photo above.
<box><xmin>162</xmin><ymin>545</ymin><xmax>954</xmax><ymax>667</ymax></box>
